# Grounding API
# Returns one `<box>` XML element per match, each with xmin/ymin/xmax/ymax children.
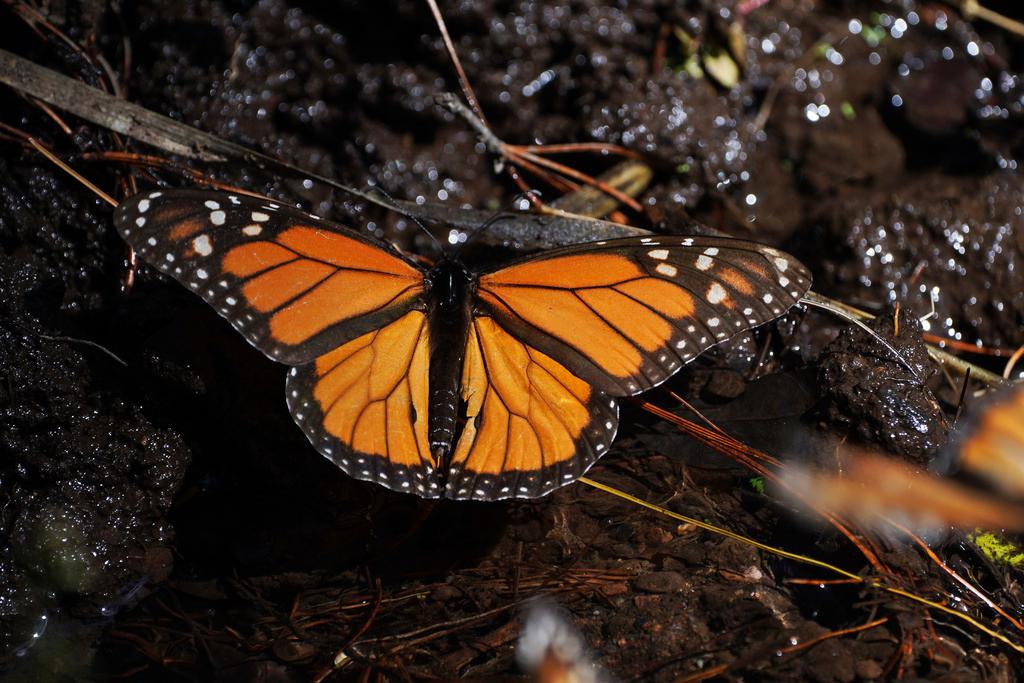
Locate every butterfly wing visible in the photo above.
<box><xmin>957</xmin><ymin>386</ymin><xmax>1024</xmax><ymax>497</ymax></box>
<box><xmin>115</xmin><ymin>189</ymin><xmax>438</xmax><ymax>492</ymax></box>
<box><xmin>475</xmin><ymin>236</ymin><xmax>812</xmax><ymax>394</ymax></box>
<box><xmin>447</xmin><ymin>235</ymin><xmax>811</xmax><ymax>500</ymax></box>
<box><xmin>114</xmin><ymin>189</ymin><xmax>427</xmax><ymax>365</ymax></box>
<box><xmin>445</xmin><ymin>316</ymin><xmax>618</xmax><ymax>500</ymax></box>
<box><xmin>284</xmin><ymin>310</ymin><xmax>441</xmax><ymax>495</ymax></box>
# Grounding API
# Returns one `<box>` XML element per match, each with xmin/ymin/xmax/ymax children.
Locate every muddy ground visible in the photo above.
<box><xmin>1</xmin><ymin>0</ymin><xmax>1024</xmax><ymax>680</ymax></box>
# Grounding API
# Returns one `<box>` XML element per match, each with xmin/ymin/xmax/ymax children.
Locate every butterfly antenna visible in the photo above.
<box><xmin>367</xmin><ymin>186</ymin><xmax>443</xmax><ymax>252</ymax></box>
<box><xmin>453</xmin><ymin>191</ymin><xmax>542</xmax><ymax>258</ymax></box>
<box><xmin>452</xmin><ymin>209</ymin><xmax>520</xmax><ymax>259</ymax></box>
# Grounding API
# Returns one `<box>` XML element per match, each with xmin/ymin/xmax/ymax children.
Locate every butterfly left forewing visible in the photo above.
<box><xmin>475</xmin><ymin>235</ymin><xmax>812</xmax><ymax>396</ymax></box>
<box><xmin>115</xmin><ymin>189</ymin><xmax>426</xmax><ymax>365</ymax></box>
<box><xmin>445</xmin><ymin>316</ymin><xmax>617</xmax><ymax>500</ymax></box>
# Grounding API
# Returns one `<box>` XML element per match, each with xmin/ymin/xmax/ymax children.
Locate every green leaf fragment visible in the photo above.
<box><xmin>969</xmin><ymin>529</ymin><xmax>1024</xmax><ymax>568</ymax></box>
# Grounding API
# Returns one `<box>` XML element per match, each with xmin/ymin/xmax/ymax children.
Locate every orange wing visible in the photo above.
<box><xmin>444</xmin><ymin>317</ymin><xmax>617</xmax><ymax>500</ymax></box>
<box><xmin>114</xmin><ymin>190</ymin><xmax>426</xmax><ymax>365</ymax></box>
<box><xmin>448</xmin><ymin>235</ymin><xmax>811</xmax><ymax>499</ymax></box>
<box><xmin>956</xmin><ymin>386</ymin><xmax>1024</xmax><ymax>497</ymax></box>
<box><xmin>476</xmin><ymin>236</ymin><xmax>812</xmax><ymax>396</ymax></box>
<box><xmin>285</xmin><ymin>310</ymin><xmax>441</xmax><ymax>494</ymax></box>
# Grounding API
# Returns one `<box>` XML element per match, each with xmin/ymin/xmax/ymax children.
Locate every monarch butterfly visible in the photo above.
<box><xmin>114</xmin><ymin>189</ymin><xmax>811</xmax><ymax>501</ymax></box>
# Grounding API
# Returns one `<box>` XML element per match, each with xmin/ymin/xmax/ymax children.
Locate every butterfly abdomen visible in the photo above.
<box><xmin>425</xmin><ymin>261</ymin><xmax>475</xmax><ymax>464</ymax></box>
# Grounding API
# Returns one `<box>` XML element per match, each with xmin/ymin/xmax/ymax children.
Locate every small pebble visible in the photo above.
<box><xmin>634</xmin><ymin>571</ymin><xmax>687</xmax><ymax>593</ymax></box>
<box><xmin>704</xmin><ymin>368</ymin><xmax>746</xmax><ymax>400</ymax></box>
<box><xmin>855</xmin><ymin>659</ymin><xmax>884</xmax><ymax>680</ymax></box>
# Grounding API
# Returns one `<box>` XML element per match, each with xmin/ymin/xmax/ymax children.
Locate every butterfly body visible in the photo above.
<box><xmin>115</xmin><ymin>189</ymin><xmax>812</xmax><ymax>501</ymax></box>
<box><xmin>424</xmin><ymin>258</ymin><xmax>475</xmax><ymax>464</ymax></box>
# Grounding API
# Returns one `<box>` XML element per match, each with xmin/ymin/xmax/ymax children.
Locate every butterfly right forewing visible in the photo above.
<box><xmin>475</xmin><ymin>235</ymin><xmax>812</xmax><ymax>395</ymax></box>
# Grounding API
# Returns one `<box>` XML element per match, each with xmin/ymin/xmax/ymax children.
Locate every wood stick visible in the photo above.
<box><xmin>0</xmin><ymin>48</ymin><xmax>645</xmax><ymax>247</ymax></box>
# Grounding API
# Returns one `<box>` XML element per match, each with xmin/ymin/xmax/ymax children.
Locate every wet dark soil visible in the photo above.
<box><xmin>1</xmin><ymin>0</ymin><xmax>1023</xmax><ymax>680</ymax></box>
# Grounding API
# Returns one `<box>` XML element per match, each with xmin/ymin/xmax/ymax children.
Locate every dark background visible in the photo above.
<box><xmin>1</xmin><ymin>0</ymin><xmax>1023</xmax><ymax>680</ymax></box>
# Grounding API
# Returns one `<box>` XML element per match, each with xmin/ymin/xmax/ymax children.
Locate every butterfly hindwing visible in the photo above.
<box><xmin>114</xmin><ymin>189</ymin><xmax>427</xmax><ymax>365</ymax></box>
<box><xmin>475</xmin><ymin>235</ymin><xmax>812</xmax><ymax>396</ymax></box>
<box><xmin>285</xmin><ymin>310</ymin><xmax>443</xmax><ymax>496</ymax></box>
<box><xmin>445</xmin><ymin>316</ymin><xmax>618</xmax><ymax>500</ymax></box>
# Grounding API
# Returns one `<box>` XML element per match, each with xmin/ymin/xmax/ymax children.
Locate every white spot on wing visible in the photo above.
<box><xmin>192</xmin><ymin>235</ymin><xmax>213</xmax><ymax>256</ymax></box>
<box><xmin>138</xmin><ymin>199</ymin><xmax>150</xmax><ymax>213</ymax></box>
<box><xmin>655</xmin><ymin>263</ymin><xmax>678</xmax><ymax>277</ymax></box>
<box><xmin>210</xmin><ymin>210</ymin><xmax>226</xmax><ymax>226</ymax></box>
<box><xmin>648</xmin><ymin>248</ymin><xmax>669</xmax><ymax>260</ymax></box>
<box><xmin>251</xmin><ymin>211</ymin><xmax>270</xmax><ymax>222</ymax></box>
<box><xmin>696</xmin><ymin>255</ymin><xmax>713</xmax><ymax>271</ymax></box>
<box><xmin>242</xmin><ymin>224</ymin><xmax>262</xmax><ymax>236</ymax></box>
<box><xmin>707</xmin><ymin>283</ymin><xmax>727</xmax><ymax>304</ymax></box>
<box><xmin>204</xmin><ymin>200</ymin><xmax>220</xmax><ymax>210</ymax></box>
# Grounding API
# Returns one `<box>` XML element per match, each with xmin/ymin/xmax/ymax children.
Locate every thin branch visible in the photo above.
<box><xmin>0</xmin><ymin>50</ymin><xmax>646</xmax><ymax>249</ymax></box>
<box><xmin>802</xmin><ymin>290</ymin><xmax>1008</xmax><ymax>388</ymax></box>
<box><xmin>801</xmin><ymin>292</ymin><xmax>922</xmax><ymax>381</ymax></box>
<box><xmin>28</xmin><ymin>137</ymin><xmax>117</xmax><ymax>206</ymax></box>
<box><xmin>36</xmin><ymin>333</ymin><xmax>127</xmax><ymax>366</ymax></box>
<box><xmin>424</xmin><ymin>0</ymin><xmax>488</xmax><ymax>125</ymax></box>
<box><xmin>1003</xmin><ymin>345</ymin><xmax>1024</xmax><ymax>380</ymax></box>
<box><xmin>957</xmin><ymin>0</ymin><xmax>1024</xmax><ymax>37</ymax></box>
